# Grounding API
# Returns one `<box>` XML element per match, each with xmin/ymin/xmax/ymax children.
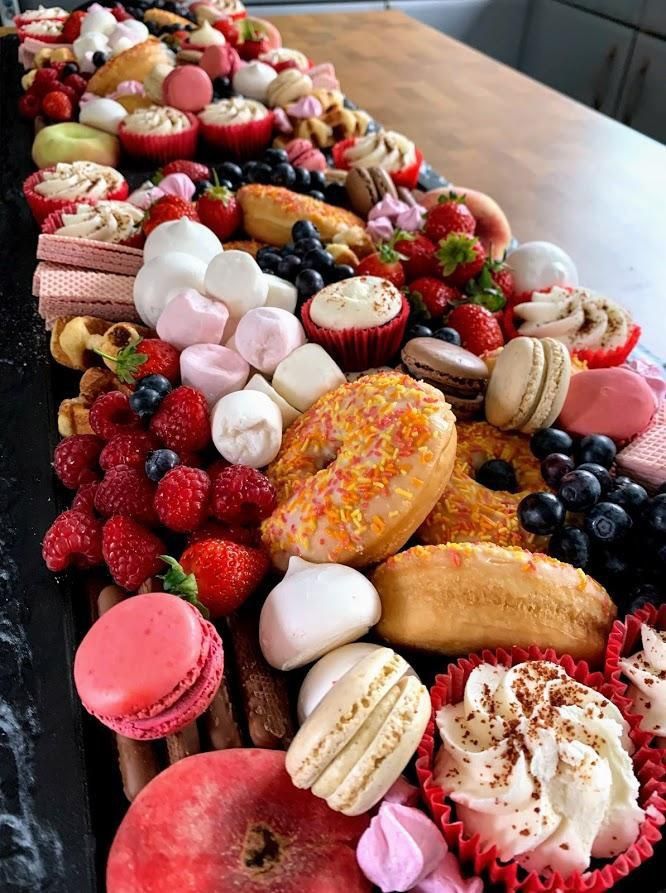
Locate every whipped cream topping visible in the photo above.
<box><xmin>435</xmin><ymin>661</ymin><xmax>644</xmax><ymax>878</ymax></box>
<box><xmin>35</xmin><ymin>162</ymin><xmax>124</xmax><ymax>200</ymax></box>
<box><xmin>21</xmin><ymin>19</ymin><xmax>64</xmax><ymax>35</ymax></box>
<box><xmin>344</xmin><ymin>129</ymin><xmax>416</xmax><ymax>172</ymax></box>
<box><xmin>55</xmin><ymin>201</ymin><xmax>143</xmax><ymax>243</ymax></box>
<box><xmin>199</xmin><ymin>97</ymin><xmax>268</xmax><ymax>126</ymax></box>
<box><xmin>123</xmin><ymin>105</ymin><xmax>192</xmax><ymax>135</ymax></box>
<box><xmin>17</xmin><ymin>6</ymin><xmax>67</xmax><ymax>21</ymax></box>
<box><xmin>309</xmin><ymin>275</ymin><xmax>403</xmax><ymax>331</ymax></box>
<box><xmin>620</xmin><ymin>624</ymin><xmax>666</xmax><ymax>737</ymax></box>
<box><xmin>514</xmin><ymin>286</ymin><xmax>633</xmax><ymax>351</ymax></box>
<box><xmin>260</xmin><ymin>46</ymin><xmax>309</xmax><ymax>69</ymax></box>
<box><xmin>186</xmin><ymin>20</ymin><xmax>225</xmax><ymax>47</ymax></box>
<box><xmin>266</xmin><ymin>68</ymin><xmax>313</xmax><ymax>108</ymax></box>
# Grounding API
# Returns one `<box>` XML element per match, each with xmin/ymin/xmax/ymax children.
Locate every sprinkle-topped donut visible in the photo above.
<box><xmin>261</xmin><ymin>370</ymin><xmax>457</xmax><ymax>569</ymax></box>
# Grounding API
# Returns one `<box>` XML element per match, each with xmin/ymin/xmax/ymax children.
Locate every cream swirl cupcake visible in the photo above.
<box><xmin>15</xmin><ymin>5</ymin><xmax>67</xmax><ymax>26</ymax></box>
<box><xmin>198</xmin><ymin>97</ymin><xmax>273</xmax><ymax>158</ymax></box>
<box><xmin>620</xmin><ymin>624</ymin><xmax>666</xmax><ymax>740</ymax></box>
<box><xmin>23</xmin><ymin>162</ymin><xmax>129</xmax><ymax>224</ymax></box>
<box><xmin>18</xmin><ymin>17</ymin><xmax>65</xmax><ymax>43</ymax></box>
<box><xmin>334</xmin><ymin>129</ymin><xmax>423</xmax><ymax>189</ymax></box>
<box><xmin>259</xmin><ymin>46</ymin><xmax>309</xmax><ymax>72</ymax></box>
<box><xmin>177</xmin><ymin>20</ymin><xmax>225</xmax><ymax>63</ymax></box>
<box><xmin>119</xmin><ymin>105</ymin><xmax>199</xmax><ymax>163</ymax></box>
<box><xmin>42</xmin><ymin>200</ymin><xmax>145</xmax><ymax>247</ymax></box>
<box><xmin>266</xmin><ymin>69</ymin><xmax>313</xmax><ymax>108</ymax></box>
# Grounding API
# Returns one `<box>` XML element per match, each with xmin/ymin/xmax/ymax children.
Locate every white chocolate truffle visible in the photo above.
<box><xmin>272</xmin><ymin>343</ymin><xmax>345</xmax><ymax>412</ymax></box>
<box><xmin>244</xmin><ymin>374</ymin><xmax>301</xmax><ymax>429</ymax></box>
<box><xmin>211</xmin><ymin>389</ymin><xmax>282</xmax><ymax>468</ymax></box>
<box><xmin>143</xmin><ymin>219</ymin><xmax>223</xmax><ymax>266</ymax></box>
<box><xmin>204</xmin><ymin>249</ymin><xmax>268</xmax><ymax>317</ymax></box>
<box><xmin>134</xmin><ymin>252</ymin><xmax>207</xmax><ymax>327</ymax></box>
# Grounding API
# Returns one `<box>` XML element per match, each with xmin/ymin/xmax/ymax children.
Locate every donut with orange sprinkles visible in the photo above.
<box><xmin>261</xmin><ymin>370</ymin><xmax>457</xmax><ymax>569</ymax></box>
<box><xmin>419</xmin><ymin>420</ymin><xmax>544</xmax><ymax>550</ymax></box>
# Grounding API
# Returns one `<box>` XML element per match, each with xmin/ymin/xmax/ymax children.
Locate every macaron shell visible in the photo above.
<box><xmin>485</xmin><ymin>337</ymin><xmax>546</xmax><ymax>430</ymax></box>
<box><xmin>523</xmin><ymin>337</ymin><xmax>571</xmax><ymax>432</ymax></box>
<box><xmin>345</xmin><ymin>168</ymin><xmax>379</xmax><ymax>216</ymax></box>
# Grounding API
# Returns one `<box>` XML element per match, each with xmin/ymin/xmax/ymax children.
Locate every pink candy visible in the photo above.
<box><xmin>234</xmin><ymin>307</ymin><xmax>306</xmax><ymax>376</ymax></box>
<box><xmin>157</xmin><ymin>173</ymin><xmax>196</xmax><ymax>201</ymax></box>
<box><xmin>156</xmin><ymin>289</ymin><xmax>229</xmax><ymax>351</ymax></box>
<box><xmin>285</xmin><ymin>138</ymin><xmax>327</xmax><ymax>172</ymax></box>
<box><xmin>286</xmin><ymin>95</ymin><xmax>323</xmax><ymax>119</ymax></box>
<box><xmin>180</xmin><ymin>343</ymin><xmax>250</xmax><ymax>406</ymax></box>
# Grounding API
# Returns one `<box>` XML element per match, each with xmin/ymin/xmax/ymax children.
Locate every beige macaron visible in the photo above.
<box><xmin>285</xmin><ymin>647</ymin><xmax>431</xmax><ymax>815</ymax></box>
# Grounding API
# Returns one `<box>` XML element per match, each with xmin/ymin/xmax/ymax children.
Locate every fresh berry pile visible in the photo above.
<box><xmin>19</xmin><ymin>62</ymin><xmax>90</xmax><ymax>123</ymax></box>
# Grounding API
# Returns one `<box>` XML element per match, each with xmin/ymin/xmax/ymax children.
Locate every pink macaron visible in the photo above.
<box><xmin>234</xmin><ymin>306</ymin><xmax>306</xmax><ymax>375</ymax></box>
<box><xmin>163</xmin><ymin>66</ymin><xmax>213</xmax><ymax>113</ymax></box>
<box><xmin>284</xmin><ymin>138</ymin><xmax>327</xmax><ymax>172</ymax></box>
<box><xmin>156</xmin><ymin>289</ymin><xmax>229</xmax><ymax>351</ymax></box>
<box><xmin>200</xmin><ymin>43</ymin><xmax>243</xmax><ymax>81</ymax></box>
<box><xmin>73</xmin><ymin>592</ymin><xmax>223</xmax><ymax>741</ymax></box>
<box><xmin>180</xmin><ymin>343</ymin><xmax>250</xmax><ymax>405</ymax></box>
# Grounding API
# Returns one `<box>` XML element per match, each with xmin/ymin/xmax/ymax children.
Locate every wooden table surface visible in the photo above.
<box><xmin>275</xmin><ymin>10</ymin><xmax>666</xmax><ymax>359</ymax></box>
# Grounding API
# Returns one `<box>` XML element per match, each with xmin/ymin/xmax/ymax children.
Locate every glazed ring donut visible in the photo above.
<box><xmin>261</xmin><ymin>371</ymin><xmax>457</xmax><ymax>570</ymax></box>
<box><xmin>419</xmin><ymin>421</ymin><xmax>543</xmax><ymax>550</ymax></box>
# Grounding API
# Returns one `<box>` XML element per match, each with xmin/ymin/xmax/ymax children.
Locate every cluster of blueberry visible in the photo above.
<box><xmin>405</xmin><ymin>322</ymin><xmax>462</xmax><ymax>346</ymax></box>
<box><xmin>256</xmin><ymin>220</ymin><xmax>354</xmax><ymax>301</ymax></box>
<box><xmin>128</xmin><ymin>373</ymin><xmax>172</xmax><ymax>418</ymax></box>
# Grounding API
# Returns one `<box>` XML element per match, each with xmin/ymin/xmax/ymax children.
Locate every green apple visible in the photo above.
<box><xmin>32</xmin><ymin>123</ymin><xmax>120</xmax><ymax>169</ymax></box>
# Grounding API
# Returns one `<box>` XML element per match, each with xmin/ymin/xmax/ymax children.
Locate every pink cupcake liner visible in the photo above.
<box><xmin>301</xmin><ymin>293</ymin><xmax>410</xmax><ymax>372</ymax></box>
<box><xmin>119</xmin><ymin>115</ymin><xmax>200</xmax><ymax>164</ymax></box>
<box><xmin>332</xmin><ymin>138</ymin><xmax>423</xmax><ymax>190</ymax></box>
<box><xmin>23</xmin><ymin>169</ymin><xmax>130</xmax><ymax>225</ymax></box>
<box><xmin>416</xmin><ymin>644</ymin><xmax>666</xmax><ymax>893</ymax></box>
<box><xmin>41</xmin><ymin>202</ymin><xmax>145</xmax><ymax>249</ymax></box>
<box><xmin>198</xmin><ymin>111</ymin><xmax>274</xmax><ymax>159</ymax></box>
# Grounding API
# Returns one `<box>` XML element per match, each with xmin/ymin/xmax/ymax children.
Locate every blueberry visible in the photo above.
<box><xmin>263</xmin><ymin>147</ymin><xmax>289</xmax><ymax>166</ymax></box>
<box><xmin>145</xmin><ymin>449</ymin><xmax>180</xmax><ymax>482</ymax></box>
<box><xmin>294</xmin><ymin>237</ymin><xmax>323</xmax><ymax>256</ymax></box>
<box><xmin>575</xmin><ymin>434</ymin><xmax>616</xmax><ymax>468</ymax></box>
<box><xmin>309</xmin><ymin>190</ymin><xmax>326</xmax><ymax>202</ymax></box>
<box><xmin>292</xmin><ymin>220</ymin><xmax>320</xmax><ymax>242</ymax></box>
<box><xmin>61</xmin><ymin>62</ymin><xmax>78</xmax><ymax>77</ymax></box>
<box><xmin>92</xmin><ymin>51</ymin><xmax>107</xmax><ymax>67</ymax></box>
<box><xmin>136</xmin><ymin>374</ymin><xmax>172</xmax><ymax>397</ymax></box>
<box><xmin>302</xmin><ymin>247</ymin><xmax>334</xmax><ymax>273</ymax></box>
<box><xmin>645</xmin><ymin>494</ymin><xmax>666</xmax><ymax>535</ymax></box>
<box><xmin>242</xmin><ymin>160</ymin><xmax>260</xmax><ymax>179</ymax></box>
<box><xmin>540</xmin><ymin>453</ymin><xmax>575</xmax><ymax>488</ymax></box>
<box><xmin>245</xmin><ymin>162</ymin><xmax>271</xmax><ymax>185</ymax></box>
<box><xmin>256</xmin><ymin>245</ymin><xmax>279</xmax><ymax>262</ymax></box>
<box><xmin>194</xmin><ymin>179</ymin><xmax>212</xmax><ymax>199</ymax></box>
<box><xmin>606</xmin><ymin>481</ymin><xmax>649</xmax><ymax>516</ymax></box>
<box><xmin>576</xmin><ymin>462</ymin><xmax>613</xmax><ymax>494</ymax></box>
<box><xmin>277</xmin><ymin>255</ymin><xmax>302</xmax><ymax>281</ymax></box>
<box><xmin>518</xmin><ymin>492</ymin><xmax>565</xmax><ymax>535</ymax></box>
<box><xmin>257</xmin><ymin>250</ymin><xmax>282</xmax><ymax>275</ymax></box>
<box><xmin>328</xmin><ymin>264</ymin><xmax>355</xmax><ymax>282</ymax></box>
<box><xmin>216</xmin><ymin>161</ymin><xmax>243</xmax><ymax>188</ymax></box>
<box><xmin>594</xmin><ymin>546</ymin><xmax>630</xmax><ymax>579</ymax></box>
<box><xmin>658</xmin><ymin>483</ymin><xmax>666</xmax><ymax>496</ymax></box>
<box><xmin>309</xmin><ymin>170</ymin><xmax>326</xmax><ymax>192</ymax></box>
<box><xmin>530</xmin><ymin>428</ymin><xmax>573</xmax><ymax>459</ymax></box>
<box><xmin>626</xmin><ymin>582</ymin><xmax>664</xmax><ymax>615</ymax></box>
<box><xmin>292</xmin><ymin>168</ymin><xmax>311</xmax><ymax>192</ymax></box>
<box><xmin>475</xmin><ymin>459</ymin><xmax>518</xmax><ymax>493</ymax></box>
<box><xmin>129</xmin><ymin>388</ymin><xmax>162</xmax><ymax>418</ymax></box>
<box><xmin>280</xmin><ymin>243</ymin><xmax>297</xmax><ymax>258</ymax></box>
<box><xmin>270</xmin><ymin>162</ymin><xmax>296</xmax><ymax>188</ymax></box>
<box><xmin>548</xmin><ymin>526</ymin><xmax>590</xmax><ymax>569</ymax></box>
<box><xmin>324</xmin><ymin>183</ymin><xmax>347</xmax><ymax>206</ymax></box>
<box><xmin>432</xmin><ymin>327</ymin><xmax>461</xmax><ymax>345</ymax></box>
<box><xmin>407</xmin><ymin>324</ymin><xmax>433</xmax><ymax>339</ymax></box>
<box><xmin>295</xmin><ymin>268</ymin><xmax>324</xmax><ymax>300</ymax></box>
<box><xmin>217</xmin><ymin>178</ymin><xmax>234</xmax><ymax>191</ymax></box>
<box><xmin>558</xmin><ymin>469</ymin><xmax>602</xmax><ymax>511</ymax></box>
<box><xmin>584</xmin><ymin>502</ymin><xmax>632</xmax><ymax>543</ymax></box>
<box><xmin>213</xmin><ymin>76</ymin><xmax>233</xmax><ymax>98</ymax></box>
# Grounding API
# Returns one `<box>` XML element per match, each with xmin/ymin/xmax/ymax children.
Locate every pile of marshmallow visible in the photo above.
<box><xmin>72</xmin><ymin>4</ymin><xmax>150</xmax><ymax>73</ymax></box>
<box><xmin>133</xmin><ymin>218</ymin><xmax>346</xmax><ymax>467</ymax></box>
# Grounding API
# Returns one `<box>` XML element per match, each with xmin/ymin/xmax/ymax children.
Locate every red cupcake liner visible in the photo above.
<box><xmin>331</xmin><ymin>138</ymin><xmax>424</xmax><ymax>190</ymax></box>
<box><xmin>41</xmin><ymin>202</ymin><xmax>145</xmax><ymax>249</ymax></box>
<box><xmin>119</xmin><ymin>115</ymin><xmax>199</xmax><ymax>164</ymax></box>
<box><xmin>301</xmin><ymin>293</ymin><xmax>410</xmax><ymax>372</ymax></box>
<box><xmin>416</xmin><ymin>644</ymin><xmax>666</xmax><ymax>893</ymax></box>
<box><xmin>198</xmin><ymin>111</ymin><xmax>274</xmax><ymax>159</ymax></box>
<box><xmin>17</xmin><ymin>25</ymin><xmax>65</xmax><ymax>43</ymax></box>
<box><xmin>15</xmin><ymin>11</ymin><xmax>67</xmax><ymax>27</ymax></box>
<box><xmin>23</xmin><ymin>168</ymin><xmax>130</xmax><ymax>225</ymax></box>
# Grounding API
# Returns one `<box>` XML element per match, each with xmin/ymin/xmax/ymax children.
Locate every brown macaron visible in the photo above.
<box><xmin>401</xmin><ymin>337</ymin><xmax>489</xmax><ymax>419</ymax></box>
<box><xmin>345</xmin><ymin>167</ymin><xmax>398</xmax><ymax>216</ymax></box>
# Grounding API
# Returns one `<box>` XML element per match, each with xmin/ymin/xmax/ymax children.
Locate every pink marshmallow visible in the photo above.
<box><xmin>156</xmin><ymin>289</ymin><xmax>229</xmax><ymax>351</ymax></box>
<box><xmin>180</xmin><ymin>344</ymin><xmax>250</xmax><ymax>406</ymax></box>
<box><xmin>234</xmin><ymin>307</ymin><xmax>306</xmax><ymax>376</ymax></box>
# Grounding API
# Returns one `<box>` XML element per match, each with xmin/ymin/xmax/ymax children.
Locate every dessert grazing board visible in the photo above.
<box><xmin>1</xmin><ymin>3</ymin><xmax>665</xmax><ymax>891</ymax></box>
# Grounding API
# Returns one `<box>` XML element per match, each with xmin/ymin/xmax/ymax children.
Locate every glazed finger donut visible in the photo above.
<box><xmin>261</xmin><ymin>371</ymin><xmax>457</xmax><ymax>569</ymax></box>
<box><xmin>419</xmin><ymin>421</ymin><xmax>543</xmax><ymax>550</ymax></box>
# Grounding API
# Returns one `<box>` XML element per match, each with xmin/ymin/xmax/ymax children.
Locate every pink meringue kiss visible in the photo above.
<box><xmin>157</xmin><ymin>172</ymin><xmax>196</xmax><ymax>201</ymax></box>
<box><xmin>368</xmin><ymin>195</ymin><xmax>411</xmax><ymax>221</ymax></box>
<box><xmin>367</xmin><ymin>216</ymin><xmax>395</xmax><ymax>243</ymax></box>
<box><xmin>412</xmin><ymin>853</ymin><xmax>483</xmax><ymax>893</ymax></box>
<box><xmin>234</xmin><ymin>306</ymin><xmax>306</xmax><ymax>376</ymax></box>
<box><xmin>128</xmin><ymin>182</ymin><xmax>165</xmax><ymax>210</ymax></box>
<box><xmin>111</xmin><ymin>80</ymin><xmax>145</xmax><ymax>97</ymax></box>
<box><xmin>272</xmin><ymin>107</ymin><xmax>294</xmax><ymax>135</ymax></box>
<box><xmin>383</xmin><ymin>776</ymin><xmax>421</xmax><ymax>808</ymax></box>
<box><xmin>396</xmin><ymin>204</ymin><xmax>426</xmax><ymax>232</ymax></box>
<box><xmin>285</xmin><ymin>95</ymin><xmax>323</xmax><ymax>119</ymax></box>
<box><xmin>180</xmin><ymin>343</ymin><xmax>249</xmax><ymax>406</ymax></box>
<box><xmin>156</xmin><ymin>289</ymin><xmax>229</xmax><ymax>351</ymax></box>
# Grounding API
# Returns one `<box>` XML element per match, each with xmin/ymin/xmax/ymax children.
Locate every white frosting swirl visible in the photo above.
<box><xmin>344</xmin><ymin>129</ymin><xmax>416</xmax><ymax>171</ymax></box>
<box><xmin>186</xmin><ymin>20</ymin><xmax>225</xmax><ymax>47</ymax></box>
<box><xmin>55</xmin><ymin>201</ymin><xmax>143</xmax><ymax>243</ymax></box>
<box><xmin>35</xmin><ymin>162</ymin><xmax>124</xmax><ymax>200</ymax></box>
<box><xmin>21</xmin><ymin>19</ymin><xmax>64</xmax><ymax>36</ymax></box>
<box><xmin>199</xmin><ymin>97</ymin><xmax>268</xmax><ymax>126</ymax></box>
<box><xmin>435</xmin><ymin>661</ymin><xmax>644</xmax><ymax>878</ymax></box>
<box><xmin>620</xmin><ymin>624</ymin><xmax>666</xmax><ymax>738</ymax></box>
<box><xmin>17</xmin><ymin>6</ymin><xmax>67</xmax><ymax>21</ymax></box>
<box><xmin>122</xmin><ymin>105</ymin><xmax>192</xmax><ymax>136</ymax></box>
<box><xmin>309</xmin><ymin>276</ymin><xmax>403</xmax><ymax>331</ymax></box>
<box><xmin>259</xmin><ymin>47</ymin><xmax>309</xmax><ymax>69</ymax></box>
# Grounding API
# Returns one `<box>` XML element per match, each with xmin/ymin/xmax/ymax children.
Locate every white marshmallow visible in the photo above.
<box><xmin>507</xmin><ymin>241</ymin><xmax>579</xmax><ymax>294</ymax></box>
<box><xmin>211</xmin><ymin>390</ymin><xmax>282</xmax><ymax>468</ymax></box>
<box><xmin>73</xmin><ymin>33</ymin><xmax>109</xmax><ymax>71</ymax></box>
<box><xmin>244</xmin><ymin>374</ymin><xmax>301</xmax><ymax>430</ymax></box>
<box><xmin>134</xmin><ymin>252</ymin><xmax>207</xmax><ymax>327</ymax></box>
<box><xmin>234</xmin><ymin>307</ymin><xmax>306</xmax><ymax>376</ymax></box>
<box><xmin>205</xmin><ymin>250</ymin><xmax>268</xmax><ymax>317</ymax></box>
<box><xmin>259</xmin><ymin>557</ymin><xmax>382</xmax><ymax>671</ymax></box>
<box><xmin>80</xmin><ymin>7</ymin><xmax>117</xmax><ymax>36</ymax></box>
<box><xmin>272</xmin><ymin>343</ymin><xmax>346</xmax><ymax>412</ymax></box>
<box><xmin>144</xmin><ymin>219</ymin><xmax>223</xmax><ymax>266</ymax></box>
<box><xmin>79</xmin><ymin>97</ymin><xmax>127</xmax><ymax>135</ymax></box>
<box><xmin>264</xmin><ymin>273</ymin><xmax>298</xmax><ymax>314</ymax></box>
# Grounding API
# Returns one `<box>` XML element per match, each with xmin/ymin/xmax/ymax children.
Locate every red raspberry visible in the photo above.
<box><xmin>110</xmin><ymin>4</ymin><xmax>132</xmax><ymax>21</ymax></box>
<box><xmin>89</xmin><ymin>391</ymin><xmax>141</xmax><ymax>440</ymax></box>
<box><xmin>31</xmin><ymin>67</ymin><xmax>59</xmax><ymax>96</ymax></box>
<box><xmin>41</xmin><ymin>91</ymin><xmax>74</xmax><ymax>122</ymax></box>
<box><xmin>155</xmin><ymin>466</ymin><xmax>211</xmax><ymax>533</ymax></box>
<box><xmin>102</xmin><ymin>516</ymin><xmax>166</xmax><ymax>590</ymax></box>
<box><xmin>18</xmin><ymin>93</ymin><xmax>41</xmax><ymax>119</ymax></box>
<box><xmin>99</xmin><ymin>431</ymin><xmax>160</xmax><ymax>472</ymax></box>
<box><xmin>42</xmin><ymin>509</ymin><xmax>103</xmax><ymax>572</ymax></box>
<box><xmin>149</xmin><ymin>386</ymin><xmax>211</xmax><ymax>454</ymax></box>
<box><xmin>210</xmin><ymin>465</ymin><xmax>277</xmax><ymax>526</ymax></box>
<box><xmin>62</xmin><ymin>73</ymin><xmax>88</xmax><ymax>96</ymax></box>
<box><xmin>178</xmin><ymin>450</ymin><xmax>203</xmax><ymax>468</ymax></box>
<box><xmin>161</xmin><ymin>160</ymin><xmax>211</xmax><ymax>182</ymax></box>
<box><xmin>187</xmin><ymin>521</ymin><xmax>261</xmax><ymax>547</ymax></box>
<box><xmin>206</xmin><ymin>458</ymin><xmax>230</xmax><ymax>485</ymax></box>
<box><xmin>94</xmin><ymin>466</ymin><xmax>158</xmax><ymax>525</ymax></box>
<box><xmin>53</xmin><ymin>434</ymin><xmax>103</xmax><ymax>489</ymax></box>
<box><xmin>71</xmin><ymin>480</ymin><xmax>99</xmax><ymax>515</ymax></box>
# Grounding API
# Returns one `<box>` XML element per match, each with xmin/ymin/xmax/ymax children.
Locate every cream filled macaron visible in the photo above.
<box><xmin>234</xmin><ymin>307</ymin><xmax>306</xmax><ymax>376</ymax></box>
<box><xmin>211</xmin><ymin>389</ymin><xmax>282</xmax><ymax>467</ymax></box>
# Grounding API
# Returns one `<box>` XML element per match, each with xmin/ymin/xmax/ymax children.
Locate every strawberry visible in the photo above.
<box><xmin>465</xmin><ymin>259</ymin><xmax>513</xmax><ymax>313</ymax></box>
<box><xmin>188</xmin><ymin>521</ymin><xmax>260</xmax><ymax>547</ymax></box>
<box><xmin>155</xmin><ymin>466</ymin><xmax>211</xmax><ymax>533</ymax></box>
<box><xmin>424</xmin><ymin>192</ymin><xmax>476</xmax><ymax>243</ymax></box>
<box><xmin>237</xmin><ymin>20</ymin><xmax>269</xmax><ymax>60</ymax></box>
<box><xmin>487</xmin><ymin>259</ymin><xmax>515</xmax><ymax>303</ymax></box>
<box><xmin>96</xmin><ymin>338</ymin><xmax>180</xmax><ymax>385</ymax></box>
<box><xmin>102</xmin><ymin>516</ymin><xmax>165</xmax><ymax>590</ymax></box>
<box><xmin>149</xmin><ymin>386</ymin><xmax>211</xmax><ymax>454</ymax></box>
<box><xmin>212</xmin><ymin>17</ymin><xmax>239</xmax><ymax>45</ymax></box>
<box><xmin>163</xmin><ymin>539</ymin><xmax>269</xmax><ymax>618</ymax></box>
<box><xmin>89</xmin><ymin>391</ymin><xmax>141</xmax><ymax>440</ymax></box>
<box><xmin>436</xmin><ymin>233</ymin><xmax>486</xmax><ymax>287</ymax></box>
<box><xmin>161</xmin><ymin>160</ymin><xmax>211</xmax><ymax>182</ymax></box>
<box><xmin>142</xmin><ymin>195</ymin><xmax>199</xmax><ymax>237</ymax></box>
<box><xmin>53</xmin><ymin>434</ymin><xmax>103</xmax><ymax>488</ymax></box>
<box><xmin>99</xmin><ymin>431</ymin><xmax>160</xmax><ymax>471</ymax></box>
<box><xmin>42</xmin><ymin>509</ymin><xmax>103</xmax><ymax>572</ymax></box>
<box><xmin>18</xmin><ymin>93</ymin><xmax>41</xmax><ymax>119</ymax></box>
<box><xmin>407</xmin><ymin>277</ymin><xmax>460</xmax><ymax>321</ymax></box>
<box><xmin>356</xmin><ymin>242</ymin><xmax>406</xmax><ymax>288</ymax></box>
<box><xmin>95</xmin><ymin>466</ymin><xmax>158</xmax><ymax>525</ymax></box>
<box><xmin>110</xmin><ymin>4</ymin><xmax>132</xmax><ymax>21</ymax></box>
<box><xmin>210</xmin><ymin>465</ymin><xmax>276</xmax><ymax>526</ymax></box>
<box><xmin>197</xmin><ymin>181</ymin><xmax>241</xmax><ymax>241</ymax></box>
<box><xmin>60</xmin><ymin>10</ymin><xmax>86</xmax><ymax>42</ymax></box>
<box><xmin>30</xmin><ymin>67</ymin><xmax>60</xmax><ymax>97</ymax></box>
<box><xmin>393</xmin><ymin>232</ymin><xmax>440</xmax><ymax>281</ymax></box>
<box><xmin>447</xmin><ymin>304</ymin><xmax>504</xmax><ymax>356</ymax></box>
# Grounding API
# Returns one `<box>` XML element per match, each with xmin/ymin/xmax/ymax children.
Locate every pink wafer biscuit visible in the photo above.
<box><xmin>616</xmin><ymin>401</ymin><xmax>666</xmax><ymax>491</ymax></box>
<box><xmin>37</xmin><ymin>235</ymin><xmax>144</xmax><ymax>276</ymax></box>
<box><xmin>34</xmin><ymin>262</ymin><xmax>138</xmax><ymax>329</ymax></box>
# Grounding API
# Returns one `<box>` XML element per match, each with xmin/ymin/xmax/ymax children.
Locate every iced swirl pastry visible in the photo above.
<box><xmin>198</xmin><ymin>97</ymin><xmax>269</xmax><ymax>125</ymax></box>
<box><xmin>34</xmin><ymin>162</ymin><xmax>125</xmax><ymax>201</ymax></box>
<box><xmin>435</xmin><ymin>660</ymin><xmax>644</xmax><ymax>878</ymax></box>
<box><xmin>344</xmin><ymin>130</ymin><xmax>416</xmax><ymax>172</ymax></box>
<box><xmin>54</xmin><ymin>201</ymin><xmax>144</xmax><ymax>243</ymax></box>
<box><xmin>122</xmin><ymin>105</ymin><xmax>192</xmax><ymax>135</ymax></box>
<box><xmin>309</xmin><ymin>276</ymin><xmax>403</xmax><ymax>330</ymax></box>
<box><xmin>620</xmin><ymin>624</ymin><xmax>666</xmax><ymax>738</ymax></box>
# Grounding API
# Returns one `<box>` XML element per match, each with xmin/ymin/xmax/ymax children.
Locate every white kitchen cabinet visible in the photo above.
<box><xmin>616</xmin><ymin>31</ymin><xmax>666</xmax><ymax>142</ymax></box>
<box><xmin>641</xmin><ymin>0</ymin><xmax>666</xmax><ymax>38</ymax></box>
<box><xmin>557</xmin><ymin>0</ymin><xmax>645</xmax><ymax>27</ymax></box>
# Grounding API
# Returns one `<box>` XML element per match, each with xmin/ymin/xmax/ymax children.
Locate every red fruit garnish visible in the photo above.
<box><xmin>62</xmin><ymin>73</ymin><xmax>88</xmax><ymax>96</ymax></box>
<box><xmin>210</xmin><ymin>465</ymin><xmax>276</xmax><ymax>526</ymax></box>
<box><xmin>71</xmin><ymin>480</ymin><xmax>99</xmax><ymax>515</ymax></box>
<box><xmin>393</xmin><ymin>232</ymin><xmax>440</xmax><ymax>281</ymax></box>
<box><xmin>436</xmin><ymin>233</ymin><xmax>486</xmax><ymax>286</ymax></box>
<box><xmin>95</xmin><ymin>466</ymin><xmax>158</xmax><ymax>525</ymax></box>
<box><xmin>110</xmin><ymin>4</ymin><xmax>131</xmax><ymax>21</ymax></box>
<box><xmin>237</xmin><ymin>19</ymin><xmax>269</xmax><ymax>59</ymax></box>
<box><xmin>18</xmin><ymin>93</ymin><xmax>41</xmax><ymax>119</ymax></box>
<box><xmin>52</xmin><ymin>434</ymin><xmax>103</xmax><ymax>489</ymax></box>
<box><xmin>99</xmin><ymin>431</ymin><xmax>161</xmax><ymax>472</ymax></box>
<box><xmin>42</xmin><ymin>509</ymin><xmax>103</xmax><ymax>572</ymax></box>
<box><xmin>206</xmin><ymin>457</ymin><xmax>230</xmax><ymax>486</ymax></box>
<box><xmin>161</xmin><ymin>160</ymin><xmax>211</xmax><ymax>182</ymax></box>
<box><xmin>212</xmin><ymin>17</ymin><xmax>239</xmax><ymax>44</ymax></box>
<box><xmin>89</xmin><ymin>391</ymin><xmax>141</xmax><ymax>440</ymax></box>
<box><xmin>102</xmin><ymin>516</ymin><xmax>165</xmax><ymax>591</ymax></box>
<box><xmin>407</xmin><ymin>277</ymin><xmax>460</xmax><ymax>321</ymax></box>
<box><xmin>424</xmin><ymin>192</ymin><xmax>476</xmax><ymax>243</ymax></box>
<box><xmin>60</xmin><ymin>10</ymin><xmax>86</xmax><ymax>42</ymax></box>
<box><xmin>149</xmin><ymin>386</ymin><xmax>211</xmax><ymax>454</ymax></box>
<box><xmin>465</xmin><ymin>257</ymin><xmax>514</xmax><ymax>313</ymax></box>
<box><xmin>197</xmin><ymin>183</ymin><xmax>241</xmax><ymax>241</ymax></box>
<box><xmin>356</xmin><ymin>242</ymin><xmax>406</xmax><ymax>289</ymax></box>
<box><xmin>155</xmin><ymin>466</ymin><xmax>211</xmax><ymax>533</ymax></box>
<box><xmin>142</xmin><ymin>195</ymin><xmax>199</xmax><ymax>237</ymax></box>
<box><xmin>273</xmin><ymin>59</ymin><xmax>299</xmax><ymax>73</ymax></box>
<box><xmin>41</xmin><ymin>90</ymin><xmax>73</xmax><ymax>122</ymax></box>
<box><xmin>96</xmin><ymin>337</ymin><xmax>181</xmax><ymax>385</ymax></box>
<box><xmin>447</xmin><ymin>304</ymin><xmax>504</xmax><ymax>356</ymax></box>
<box><xmin>30</xmin><ymin>67</ymin><xmax>59</xmax><ymax>97</ymax></box>
<box><xmin>188</xmin><ymin>520</ymin><xmax>260</xmax><ymax>547</ymax></box>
